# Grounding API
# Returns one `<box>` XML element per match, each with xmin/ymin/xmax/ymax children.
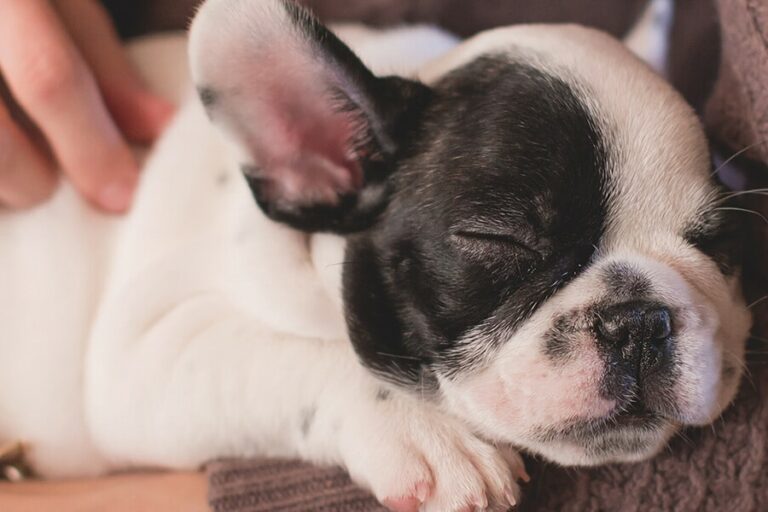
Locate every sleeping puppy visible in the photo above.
<box><xmin>0</xmin><ymin>0</ymin><xmax>750</xmax><ymax>510</ymax></box>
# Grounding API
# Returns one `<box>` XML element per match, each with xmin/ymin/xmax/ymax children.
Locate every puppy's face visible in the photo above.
<box><xmin>191</xmin><ymin>0</ymin><xmax>751</xmax><ymax>465</ymax></box>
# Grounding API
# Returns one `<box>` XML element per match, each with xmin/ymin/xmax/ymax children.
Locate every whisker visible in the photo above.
<box><xmin>748</xmin><ymin>334</ymin><xmax>768</xmax><ymax>344</ymax></box>
<box><xmin>714</xmin><ymin>206</ymin><xmax>768</xmax><ymax>226</ymax></box>
<box><xmin>740</xmin><ymin>368</ymin><xmax>756</xmax><ymax>390</ymax></box>
<box><xmin>325</xmin><ymin>261</ymin><xmax>353</xmax><ymax>268</ymax></box>
<box><xmin>718</xmin><ymin>188</ymin><xmax>768</xmax><ymax>202</ymax></box>
<box><xmin>711</xmin><ymin>139</ymin><xmax>768</xmax><ymax>177</ymax></box>
<box><xmin>674</xmin><ymin>429</ymin><xmax>695</xmax><ymax>449</ymax></box>
<box><xmin>747</xmin><ymin>294</ymin><xmax>768</xmax><ymax>309</ymax></box>
<box><xmin>375</xmin><ymin>351</ymin><xmax>421</xmax><ymax>361</ymax></box>
<box><xmin>722</xmin><ymin>347</ymin><xmax>755</xmax><ymax>389</ymax></box>
<box><xmin>708</xmin><ymin>409</ymin><xmax>729</xmax><ymax>438</ymax></box>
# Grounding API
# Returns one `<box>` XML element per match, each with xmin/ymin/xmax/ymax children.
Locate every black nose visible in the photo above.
<box><xmin>595</xmin><ymin>301</ymin><xmax>673</xmax><ymax>378</ymax></box>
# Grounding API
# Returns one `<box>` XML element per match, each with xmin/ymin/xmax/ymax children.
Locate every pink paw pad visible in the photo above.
<box><xmin>382</xmin><ymin>482</ymin><xmax>431</xmax><ymax>512</ymax></box>
<box><xmin>382</xmin><ymin>496</ymin><xmax>421</xmax><ymax>512</ymax></box>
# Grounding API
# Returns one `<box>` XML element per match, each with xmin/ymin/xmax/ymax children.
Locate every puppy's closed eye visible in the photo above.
<box><xmin>449</xmin><ymin>230</ymin><xmax>541</xmax><ymax>273</ymax></box>
<box><xmin>686</xmin><ymin>208</ymin><xmax>743</xmax><ymax>275</ymax></box>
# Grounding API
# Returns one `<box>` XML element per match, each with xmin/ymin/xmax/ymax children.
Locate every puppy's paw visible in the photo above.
<box><xmin>339</xmin><ymin>395</ymin><xmax>528</xmax><ymax>511</ymax></box>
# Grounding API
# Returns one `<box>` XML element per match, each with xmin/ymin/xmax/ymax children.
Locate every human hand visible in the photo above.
<box><xmin>0</xmin><ymin>0</ymin><xmax>175</xmax><ymax>212</ymax></box>
<box><xmin>0</xmin><ymin>471</ymin><xmax>209</xmax><ymax>512</ymax></box>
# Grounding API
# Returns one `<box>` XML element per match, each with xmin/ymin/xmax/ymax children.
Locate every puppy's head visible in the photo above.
<box><xmin>190</xmin><ymin>0</ymin><xmax>751</xmax><ymax>465</ymax></box>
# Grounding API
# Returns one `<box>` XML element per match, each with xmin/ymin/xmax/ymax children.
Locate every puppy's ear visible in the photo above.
<box><xmin>189</xmin><ymin>0</ymin><xmax>430</xmax><ymax>232</ymax></box>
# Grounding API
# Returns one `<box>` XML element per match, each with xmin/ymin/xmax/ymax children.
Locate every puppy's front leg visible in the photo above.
<box><xmin>84</xmin><ymin>287</ymin><xmax>525</xmax><ymax>511</ymax></box>
<box><xmin>84</xmin><ymin>282</ymin><xmax>363</xmax><ymax>467</ymax></box>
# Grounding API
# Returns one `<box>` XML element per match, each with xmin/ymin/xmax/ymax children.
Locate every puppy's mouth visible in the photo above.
<box><xmin>535</xmin><ymin>400</ymin><xmax>677</xmax><ymax>463</ymax></box>
<box><xmin>557</xmin><ymin>402</ymin><xmax>664</xmax><ymax>432</ymax></box>
<box><xmin>564</xmin><ymin>401</ymin><xmax>667</xmax><ymax>438</ymax></box>
<box><xmin>538</xmin><ymin>401</ymin><xmax>675</xmax><ymax>465</ymax></box>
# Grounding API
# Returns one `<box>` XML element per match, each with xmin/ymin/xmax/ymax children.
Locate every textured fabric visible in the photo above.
<box><xmin>705</xmin><ymin>0</ymin><xmax>768</xmax><ymax>163</ymax></box>
<box><xmin>205</xmin><ymin>339</ymin><xmax>768</xmax><ymax>512</ymax></box>
<box><xmin>666</xmin><ymin>0</ymin><xmax>720</xmax><ymax>112</ymax></box>
<box><xmin>207</xmin><ymin>459</ymin><xmax>386</xmax><ymax>512</ymax></box>
<box><xmin>104</xmin><ymin>0</ymin><xmax>647</xmax><ymax>39</ymax></box>
<box><xmin>298</xmin><ymin>0</ymin><xmax>648</xmax><ymax>38</ymax></box>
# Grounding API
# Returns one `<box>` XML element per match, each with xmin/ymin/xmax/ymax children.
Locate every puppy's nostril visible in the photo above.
<box><xmin>595</xmin><ymin>302</ymin><xmax>673</xmax><ymax>347</ymax></box>
<box><xmin>597</xmin><ymin>315</ymin><xmax>627</xmax><ymax>344</ymax></box>
<box><xmin>647</xmin><ymin>307</ymin><xmax>672</xmax><ymax>341</ymax></box>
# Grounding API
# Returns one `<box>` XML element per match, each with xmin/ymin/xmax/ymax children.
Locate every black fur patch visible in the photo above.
<box><xmin>544</xmin><ymin>315</ymin><xmax>579</xmax><ymax>363</ymax></box>
<box><xmin>601</xmin><ymin>262</ymin><xmax>652</xmax><ymax>299</ymax></box>
<box><xmin>239</xmin><ymin>164</ymin><xmax>263</xmax><ymax>183</ymax></box>
<box><xmin>197</xmin><ymin>86</ymin><xmax>217</xmax><ymax>108</ymax></box>
<box><xmin>344</xmin><ymin>56</ymin><xmax>610</xmax><ymax>386</ymax></box>
<box><xmin>684</xmin><ymin>203</ymin><xmax>743</xmax><ymax>276</ymax></box>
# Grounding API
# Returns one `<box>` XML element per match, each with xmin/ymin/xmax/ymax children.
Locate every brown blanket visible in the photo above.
<box><xmin>109</xmin><ymin>0</ymin><xmax>768</xmax><ymax>510</ymax></box>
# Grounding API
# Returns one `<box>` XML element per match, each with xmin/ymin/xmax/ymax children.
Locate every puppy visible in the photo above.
<box><xmin>0</xmin><ymin>0</ymin><xmax>750</xmax><ymax>510</ymax></box>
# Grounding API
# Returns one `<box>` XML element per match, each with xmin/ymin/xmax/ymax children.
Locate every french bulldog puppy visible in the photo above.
<box><xmin>0</xmin><ymin>0</ymin><xmax>750</xmax><ymax>510</ymax></box>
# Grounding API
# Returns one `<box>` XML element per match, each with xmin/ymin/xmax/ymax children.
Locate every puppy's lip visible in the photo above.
<box><xmin>604</xmin><ymin>408</ymin><xmax>660</xmax><ymax>429</ymax></box>
<box><xmin>558</xmin><ymin>402</ymin><xmax>667</xmax><ymax>439</ymax></box>
<box><xmin>599</xmin><ymin>398</ymin><xmax>669</xmax><ymax>426</ymax></box>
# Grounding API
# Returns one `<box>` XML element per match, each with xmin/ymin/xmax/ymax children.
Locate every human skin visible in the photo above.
<box><xmin>0</xmin><ymin>471</ymin><xmax>208</xmax><ymax>512</ymax></box>
<box><xmin>0</xmin><ymin>0</ymin><xmax>174</xmax><ymax>212</ymax></box>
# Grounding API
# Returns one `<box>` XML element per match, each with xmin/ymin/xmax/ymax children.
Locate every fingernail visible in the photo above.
<box><xmin>98</xmin><ymin>177</ymin><xmax>135</xmax><ymax>212</ymax></box>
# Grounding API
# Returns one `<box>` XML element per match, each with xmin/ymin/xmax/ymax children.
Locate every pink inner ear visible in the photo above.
<box><xmin>223</xmin><ymin>50</ymin><xmax>367</xmax><ymax>207</ymax></box>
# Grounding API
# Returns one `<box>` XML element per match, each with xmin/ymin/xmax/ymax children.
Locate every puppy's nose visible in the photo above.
<box><xmin>597</xmin><ymin>302</ymin><xmax>671</xmax><ymax>346</ymax></box>
<box><xmin>596</xmin><ymin>301</ymin><xmax>673</xmax><ymax>377</ymax></box>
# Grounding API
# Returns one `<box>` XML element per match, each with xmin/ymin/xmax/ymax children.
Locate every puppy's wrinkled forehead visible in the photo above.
<box><xmin>413</xmin><ymin>26</ymin><xmax>717</xmax><ymax>248</ymax></box>
<box><xmin>374</xmin><ymin>54</ymin><xmax>610</xmax><ymax>337</ymax></box>
<box><xmin>393</xmin><ymin>54</ymin><xmax>607</xmax><ymax>257</ymax></box>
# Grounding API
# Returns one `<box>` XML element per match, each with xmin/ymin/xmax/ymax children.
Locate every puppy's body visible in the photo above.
<box><xmin>0</xmin><ymin>25</ymin><xmax>456</xmax><ymax>476</ymax></box>
<box><xmin>0</xmin><ymin>1</ymin><xmax>750</xmax><ymax>509</ymax></box>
